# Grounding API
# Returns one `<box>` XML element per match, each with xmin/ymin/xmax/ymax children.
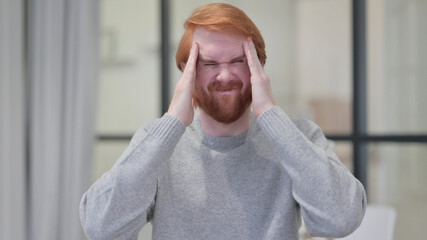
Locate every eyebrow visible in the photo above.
<box><xmin>198</xmin><ymin>55</ymin><xmax>246</xmax><ymax>64</ymax></box>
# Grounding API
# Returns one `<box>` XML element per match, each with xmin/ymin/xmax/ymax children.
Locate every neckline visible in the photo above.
<box><xmin>193</xmin><ymin>114</ymin><xmax>257</xmax><ymax>152</ymax></box>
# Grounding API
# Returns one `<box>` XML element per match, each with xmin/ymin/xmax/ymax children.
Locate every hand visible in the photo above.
<box><xmin>243</xmin><ymin>37</ymin><xmax>276</xmax><ymax>118</ymax></box>
<box><xmin>168</xmin><ymin>42</ymin><xmax>199</xmax><ymax>126</ymax></box>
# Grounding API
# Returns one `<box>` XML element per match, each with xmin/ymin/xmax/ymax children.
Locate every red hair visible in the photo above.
<box><xmin>175</xmin><ymin>3</ymin><xmax>266</xmax><ymax>71</ymax></box>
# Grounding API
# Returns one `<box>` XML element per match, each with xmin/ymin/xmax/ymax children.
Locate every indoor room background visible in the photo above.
<box><xmin>1</xmin><ymin>0</ymin><xmax>426</xmax><ymax>239</ymax></box>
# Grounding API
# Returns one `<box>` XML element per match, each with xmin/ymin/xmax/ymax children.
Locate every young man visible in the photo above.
<box><xmin>80</xmin><ymin>3</ymin><xmax>366</xmax><ymax>240</ymax></box>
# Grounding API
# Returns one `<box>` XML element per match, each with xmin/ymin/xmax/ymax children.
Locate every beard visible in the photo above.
<box><xmin>193</xmin><ymin>80</ymin><xmax>252</xmax><ymax>124</ymax></box>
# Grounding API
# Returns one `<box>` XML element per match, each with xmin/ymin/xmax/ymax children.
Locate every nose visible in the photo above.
<box><xmin>216</xmin><ymin>64</ymin><xmax>233</xmax><ymax>82</ymax></box>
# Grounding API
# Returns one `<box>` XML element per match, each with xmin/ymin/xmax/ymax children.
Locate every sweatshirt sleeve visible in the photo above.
<box><xmin>80</xmin><ymin>113</ymin><xmax>186</xmax><ymax>240</ymax></box>
<box><xmin>257</xmin><ymin>106</ymin><xmax>366</xmax><ymax>238</ymax></box>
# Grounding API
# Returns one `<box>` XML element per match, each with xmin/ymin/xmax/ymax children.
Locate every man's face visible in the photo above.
<box><xmin>192</xmin><ymin>28</ymin><xmax>252</xmax><ymax>124</ymax></box>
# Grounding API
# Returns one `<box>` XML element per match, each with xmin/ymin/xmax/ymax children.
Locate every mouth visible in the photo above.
<box><xmin>208</xmin><ymin>81</ymin><xmax>243</xmax><ymax>93</ymax></box>
<box><xmin>213</xmin><ymin>88</ymin><xmax>239</xmax><ymax>94</ymax></box>
<box><xmin>217</xmin><ymin>87</ymin><xmax>238</xmax><ymax>91</ymax></box>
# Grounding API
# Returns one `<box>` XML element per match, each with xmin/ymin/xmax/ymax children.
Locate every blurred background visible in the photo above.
<box><xmin>1</xmin><ymin>0</ymin><xmax>426</xmax><ymax>239</ymax></box>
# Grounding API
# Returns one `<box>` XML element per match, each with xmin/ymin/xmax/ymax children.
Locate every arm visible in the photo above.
<box><xmin>80</xmin><ymin>42</ymin><xmax>199</xmax><ymax>240</ymax></box>
<box><xmin>258</xmin><ymin>107</ymin><xmax>366</xmax><ymax>238</ymax></box>
<box><xmin>243</xmin><ymin>38</ymin><xmax>366</xmax><ymax>238</ymax></box>
<box><xmin>80</xmin><ymin>115</ymin><xmax>186</xmax><ymax>240</ymax></box>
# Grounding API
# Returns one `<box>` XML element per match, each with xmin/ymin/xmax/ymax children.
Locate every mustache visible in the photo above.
<box><xmin>207</xmin><ymin>80</ymin><xmax>243</xmax><ymax>92</ymax></box>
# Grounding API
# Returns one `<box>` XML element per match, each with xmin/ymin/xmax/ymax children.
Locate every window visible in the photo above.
<box><xmin>95</xmin><ymin>1</ymin><xmax>427</xmax><ymax>239</ymax></box>
<box><xmin>94</xmin><ymin>0</ymin><xmax>160</xmax><ymax>179</ymax></box>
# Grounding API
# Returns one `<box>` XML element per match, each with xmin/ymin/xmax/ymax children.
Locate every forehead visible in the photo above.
<box><xmin>193</xmin><ymin>28</ymin><xmax>245</xmax><ymax>61</ymax></box>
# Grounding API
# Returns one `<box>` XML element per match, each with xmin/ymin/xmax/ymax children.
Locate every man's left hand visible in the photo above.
<box><xmin>243</xmin><ymin>37</ymin><xmax>276</xmax><ymax>118</ymax></box>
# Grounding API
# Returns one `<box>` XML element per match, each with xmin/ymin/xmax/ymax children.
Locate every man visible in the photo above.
<box><xmin>80</xmin><ymin>3</ymin><xmax>366</xmax><ymax>240</ymax></box>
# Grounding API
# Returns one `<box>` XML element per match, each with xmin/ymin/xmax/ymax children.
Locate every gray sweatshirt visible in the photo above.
<box><xmin>80</xmin><ymin>106</ymin><xmax>366</xmax><ymax>240</ymax></box>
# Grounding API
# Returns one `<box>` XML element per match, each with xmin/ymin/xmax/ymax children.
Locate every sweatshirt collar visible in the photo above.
<box><xmin>193</xmin><ymin>114</ymin><xmax>257</xmax><ymax>152</ymax></box>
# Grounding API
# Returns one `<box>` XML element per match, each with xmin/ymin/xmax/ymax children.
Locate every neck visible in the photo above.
<box><xmin>199</xmin><ymin>108</ymin><xmax>252</xmax><ymax>137</ymax></box>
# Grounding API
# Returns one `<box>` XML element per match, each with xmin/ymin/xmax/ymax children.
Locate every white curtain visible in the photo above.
<box><xmin>0</xmin><ymin>0</ymin><xmax>26</xmax><ymax>239</ymax></box>
<box><xmin>1</xmin><ymin>0</ymin><xmax>99</xmax><ymax>239</ymax></box>
<box><xmin>27</xmin><ymin>0</ymin><xmax>99</xmax><ymax>239</ymax></box>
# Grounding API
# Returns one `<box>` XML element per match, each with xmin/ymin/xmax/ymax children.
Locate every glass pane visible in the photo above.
<box><xmin>97</xmin><ymin>0</ymin><xmax>160</xmax><ymax>135</ymax></box>
<box><xmin>367</xmin><ymin>0</ymin><xmax>427</xmax><ymax>134</ymax></box>
<box><xmin>368</xmin><ymin>143</ymin><xmax>427</xmax><ymax>240</ymax></box>
<box><xmin>293</xmin><ymin>0</ymin><xmax>352</xmax><ymax>135</ymax></box>
<box><xmin>170</xmin><ymin>0</ymin><xmax>352</xmax><ymax>135</ymax></box>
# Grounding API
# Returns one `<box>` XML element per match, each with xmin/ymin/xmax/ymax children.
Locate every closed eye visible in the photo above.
<box><xmin>204</xmin><ymin>63</ymin><xmax>218</xmax><ymax>67</ymax></box>
<box><xmin>231</xmin><ymin>59</ymin><xmax>245</xmax><ymax>64</ymax></box>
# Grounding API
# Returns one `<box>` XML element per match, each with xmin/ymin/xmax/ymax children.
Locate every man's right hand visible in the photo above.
<box><xmin>167</xmin><ymin>42</ymin><xmax>199</xmax><ymax>126</ymax></box>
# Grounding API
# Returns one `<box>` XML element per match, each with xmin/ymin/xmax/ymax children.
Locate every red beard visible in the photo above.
<box><xmin>194</xmin><ymin>80</ymin><xmax>252</xmax><ymax>124</ymax></box>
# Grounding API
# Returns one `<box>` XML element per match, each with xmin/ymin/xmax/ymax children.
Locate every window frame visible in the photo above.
<box><xmin>97</xmin><ymin>0</ymin><xmax>427</xmax><ymax>195</ymax></box>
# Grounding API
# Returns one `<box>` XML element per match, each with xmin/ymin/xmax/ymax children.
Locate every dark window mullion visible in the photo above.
<box><xmin>160</xmin><ymin>0</ymin><xmax>170</xmax><ymax>116</ymax></box>
<box><xmin>327</xmin><ymin>135</ymin><xmax>427</xmax><ymax>142</ymax></box>
<box><xmin>352</xmin><ymin>0</ymin><xmax>368</xmax><ymax>189</ymax></box>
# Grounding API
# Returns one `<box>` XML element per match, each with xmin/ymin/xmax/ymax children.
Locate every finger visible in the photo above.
<box><xmin>182</xmin><ymin>42</ymin><xmax>199</xmax><ymax>78</ymax></box>
<box><xmin>243</xmin><ymin>37</ymin><xmax>263</xmax><ymax>75</ymax></box>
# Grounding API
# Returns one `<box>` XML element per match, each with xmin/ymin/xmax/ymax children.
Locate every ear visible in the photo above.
<box><xmin>260</xmin><ymin>58</ymin><xmax>266</xmax><ymax>67</ymax></box>
<box><xmin>180</xmin><ymin>62</ymin><xmax>186</xmax><ymax>71</ymax></box>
